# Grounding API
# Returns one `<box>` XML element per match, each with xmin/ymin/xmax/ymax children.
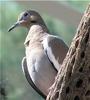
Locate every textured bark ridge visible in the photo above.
<box><xmin>47</xmin><ymin>4</ymin><xmax>90</xmax><ymax>100</ymax></box>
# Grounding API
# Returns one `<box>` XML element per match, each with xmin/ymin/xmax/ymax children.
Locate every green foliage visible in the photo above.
<box><xmin>67</xmin><ymin>0</ymin><xmax>89</xmax><ymax>12</ymax></box>
<box><xmin>60</xmin><ymin>0</ymin><xmax>89</xmax><ymax>13</ymax></box>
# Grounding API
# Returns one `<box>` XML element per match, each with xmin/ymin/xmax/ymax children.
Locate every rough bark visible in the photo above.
<box><xmin>46</xmin><ymin>4</ymin><xmax>90</xmax><ymax>100</ymax></box>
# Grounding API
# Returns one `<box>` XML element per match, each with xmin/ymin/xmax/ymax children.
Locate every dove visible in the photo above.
<box><xmin>8</xmin><ymin>10</ymin><xmax>68</xmax><ymax>98</ymax></box>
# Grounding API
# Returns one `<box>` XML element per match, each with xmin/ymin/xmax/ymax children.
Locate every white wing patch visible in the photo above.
<box><xmin>47</xmin><ymin>46</ymin><xmax>61</xmax><ymax>71</ymax></box>
<box><xmin>42</xmin><ymin>36</ymin><xmax>61</xmax><ymax>71</ymax></box>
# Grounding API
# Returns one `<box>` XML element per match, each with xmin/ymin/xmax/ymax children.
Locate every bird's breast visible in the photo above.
<box><xmin>25</xmin><ymin>42</ymin><xmax>57</xmax><ymax>95</ymax></box>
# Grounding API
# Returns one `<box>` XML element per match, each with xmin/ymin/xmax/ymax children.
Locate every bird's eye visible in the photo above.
<box><xmin>24</xmin><ymin>13</ymin><xmax>28</xmax><ymax>17</ymax></box>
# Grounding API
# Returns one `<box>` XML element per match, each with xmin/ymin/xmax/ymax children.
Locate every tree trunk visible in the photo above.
<box><xmin>46</xmin><ymin>4</ymin><xmax>90</xmax><ymax>100</ymax></box>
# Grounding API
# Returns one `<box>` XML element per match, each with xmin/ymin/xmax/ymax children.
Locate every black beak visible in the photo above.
<box><xmin>8</xmin><ymin>22</ymin><xmax>19</xmax><ymax>32</ymax></box>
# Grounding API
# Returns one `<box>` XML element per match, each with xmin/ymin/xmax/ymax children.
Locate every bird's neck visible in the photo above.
<box><xmin>27</xmin><ymin>24</ymin><xmax>49</xmax><ymax>40</ymax></box>
<box><xmin>24</xmin><ymin>24</ymin><xmax>49</xmax><ymax>45</ymax></box>
<box><xmin>28</xmin><ymin>24</ymin><xmax>49</xmax><ymax>34</ymax></box>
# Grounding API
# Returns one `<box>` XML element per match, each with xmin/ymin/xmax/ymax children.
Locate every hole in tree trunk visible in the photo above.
<box><xmin>74</xmin><ymin>96</ymin><xmax>80</xmax><ymax>100</ymax></box>
<box><xmin>68</xmin><ymin>72</ymin><xmax>72</xmax><ymax>78</ymax></box>
<box><xmin>54</xmin><ymin>91</ymin><xmax>59</xmax><ymax>99</ymax></box>
<box><xmin>79</xmin><ymin>67</ymin><xmax>83</xmax><ymax>72</ymax></box>
<box><xmin>66</xmin><ymin>86</ymin><xmax>70</xmax><ymax>94</ymax></box>
<box><xmin>85</xmin><ymin>31</ymin><xmax>89</xmax><ymax>43</ymax></box>
<box><xmin>71</xmin><ymin>56</ymin><xmax>75</xmax><ymax>64</ymax></box>
<box><xmin>88</xmin><ymin>77</ymin><xmax>90</xmax><ymax>82</ymax></box>
<box><xmin>81</xmin><ymin>51</ymin><xmax>85</xmax><ymax>58</ymax></box>
<box><xmin>81</xmin><ymin>22</ymin><xmax>84</xmax><ymax>28</ymax></box>
<box><xmin>85</xmin><ymin>90</ymin><xmax>90</xmax><ymax>96</ymax></box>
<box><xmin>75</xmin><ymin>39</ymin><xmax>79</xmax><ymax>48</ymax></box>
<box><xmin>76</xmin><ymin>79</ymin><xmax>83</xmax><ymax>88</ymax></box>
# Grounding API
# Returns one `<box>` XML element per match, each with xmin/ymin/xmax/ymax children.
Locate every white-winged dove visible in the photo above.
<box><xmin>8</xmin><ymin>10</ymin><xmax>68</xmax><ymax>98</ymax></box>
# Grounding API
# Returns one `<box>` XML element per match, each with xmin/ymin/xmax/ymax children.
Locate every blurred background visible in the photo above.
<box><xmin>0</xmin><ymin>0</ymin><xmax>89</xmax><ymax>100</ymax></box>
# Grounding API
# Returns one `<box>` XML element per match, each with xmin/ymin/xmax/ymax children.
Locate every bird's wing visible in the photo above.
<box><xmin>21</xmin><ymin>57</ymin><xmax>46</xmax><ymax>99</ymax></box>
<box><xmin>42</xmin><ymin>35</ymin><xmax>68</xmax><ymax>71</ymax></box>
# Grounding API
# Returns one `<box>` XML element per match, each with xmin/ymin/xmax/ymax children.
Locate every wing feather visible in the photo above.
<box><xmin>42</xmin><ymin>35</ymin><xmax>68</xmax><ymax>70</ymax></box>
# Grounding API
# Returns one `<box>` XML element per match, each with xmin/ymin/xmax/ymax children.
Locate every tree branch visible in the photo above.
<box><xmin>47</xmin><ymin>4</ymin><xmax>90</xmax><ymax>100</ymax></box>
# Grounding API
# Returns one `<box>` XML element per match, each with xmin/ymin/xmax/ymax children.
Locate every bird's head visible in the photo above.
<box><xmin>8</xmin><ymin>10</ymin><xmax>44</xmax><ymax>32</ymax></box>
